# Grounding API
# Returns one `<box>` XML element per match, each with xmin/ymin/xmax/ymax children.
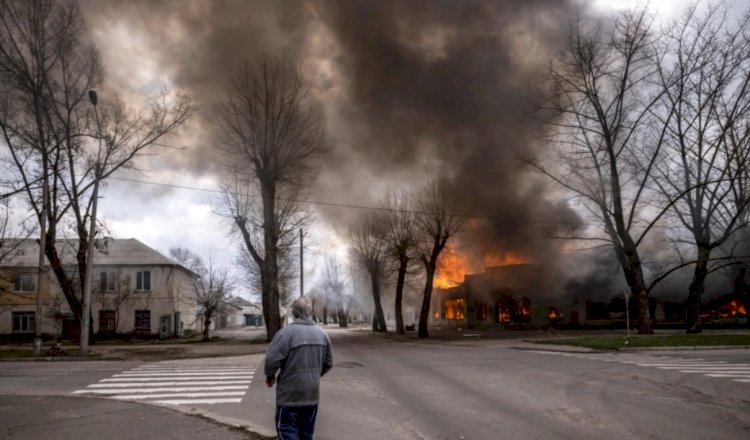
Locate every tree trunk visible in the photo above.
<box><xmin>261</xmin><ymin>261</ymin><xmax>281</xmax><ymax>341</ymax></box>
<box><xmin>394</xmin><ymin>255</ymin><xmax>408</xmax><ymax>334</ymax></box>
<box><xmin>202</xmin><ymin>314</ymin><xmax>211</xmax><ymax>342</ymax></box>
<box><xmin>418</xmin><ymin>266</ymin><xmax>435</xmax><ymax>338</ymax></box>
<box><xmin>323</xmin><ymin>304</ymin><xmax>328</xmax><ymax>325</ymax></box>
<box><xmin>261</xmin><ymin>180</ymin><xmax>282</xmax><ymax>342</ymax></box>
<box><xmin>616</xmin><ymin>241</ymin><xmax>653</xmax><ymax>335</ymax></box>
<box><xmin>338</xmin><ymin>308</ymin><xmax>348</xmax><ymax>328</ymax></box>
<box><xmin>685</xmin><ymin>247</ymin><xmax>711</xmax><ymax>333</ymax></box>
<box><xmin>44</xmin><ymin>230</ymin><xmax>83</xmax><ymax>326</ymax></box>
<box><xmin>336</xmin><ymin>291</ymin><xmax>347</xmax><ymax>328</ymax></box>
<box><xmin>369</xmin><ymin>266</ymin><xmax>387</xmax><ymax>332</ymax></box>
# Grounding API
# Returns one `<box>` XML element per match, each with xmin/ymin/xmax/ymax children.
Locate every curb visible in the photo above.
<box><xmin>160</xmin><ymin>402</ymin><xmax>277</xmax><ymax>439</ymax></box>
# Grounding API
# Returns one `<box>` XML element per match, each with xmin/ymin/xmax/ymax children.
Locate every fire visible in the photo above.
<box><xmin>434</xmin><ymin>250</ymin><xmax>531</xmax><ymax>289</ymax></box>
<box><xmin>434</xmin><ymin>253</ymin><xmax>474</xmax><ymax>289</ymax></box>
<box><xmin>719</xmin><ymin>300</ymin><xmax>747</xmax><ymax>318</ymax></box>
<box><xmin>483</xmin><ymin>253</ymin><xmax>531</xmax><ymax>266</ymax></box>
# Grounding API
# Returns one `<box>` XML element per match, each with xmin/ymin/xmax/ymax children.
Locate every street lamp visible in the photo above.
<box><xmin>80</xmin><ymin>90</ymin><xmax>102</xmax><ymax>356</ymax></box>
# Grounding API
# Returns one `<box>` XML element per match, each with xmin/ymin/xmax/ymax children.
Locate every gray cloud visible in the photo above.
<box><xmin>81</xmin><ymin>0</ymin><xmax>589</xmax><ymax>291</ymax></box>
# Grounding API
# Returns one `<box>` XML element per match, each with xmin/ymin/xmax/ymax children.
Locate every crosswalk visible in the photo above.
<box><xmin>528</xmin><ymin>350</ymin><xmax>750</xmax><ymax>384</ymax></box>
<box><xmin>72</xmin><ymin>354</ymin><xmax>264</xmax><ymax>405</ymax></box>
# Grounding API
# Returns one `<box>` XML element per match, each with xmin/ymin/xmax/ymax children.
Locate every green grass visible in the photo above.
<box><xmin>532</xmin><ymin>334</ymin><xmax>750</xmax><ymax>350</ymax></box>
<box><xmin>0</xmin><ymin>349</ymin><xmax>34</xmax><ymax>358</ymax></box>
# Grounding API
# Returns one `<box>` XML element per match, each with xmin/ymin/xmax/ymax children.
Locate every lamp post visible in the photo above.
<box><xmin>80</xmin><ymin>90</ymin><xmax>102</xmax><ymax>356</ymax></box>
<box><xmin>32</xmin><ymin>175</ymin><xmax>48</xmax><ymax>356</ymax></box>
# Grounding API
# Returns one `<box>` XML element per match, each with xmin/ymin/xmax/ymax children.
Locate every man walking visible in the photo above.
<box><xmin>265</xmin><ymin>296</ymin><xmax>333</xmax><ymax>439</ymax></box>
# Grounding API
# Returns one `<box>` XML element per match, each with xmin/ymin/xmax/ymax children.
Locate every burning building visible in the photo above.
<box><xmin>430</xmin><ymin>263</ymin><xmax>584</xmax><ymax>329</ymax></box>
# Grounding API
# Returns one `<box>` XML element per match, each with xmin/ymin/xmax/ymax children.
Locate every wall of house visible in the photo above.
<box><xmin>0</xmin><ymin>270</ymin><xmax>57</xmax><ymax>336</ymax></box>
<box><xmin>89</xmin><ymin>265</ymin><xmax>197</xmax><ymax>336</ymax></box>
<box><xmin>0</xmin><ymin>265</ymin><xmax>196</xmax><ymax>337</ymax></box>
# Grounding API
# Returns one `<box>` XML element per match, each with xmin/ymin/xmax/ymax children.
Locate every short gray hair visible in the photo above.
<box><xmin>292</xmin><ymin>296</ymin><xmax>312</xmax><ymax>319</ymax></box>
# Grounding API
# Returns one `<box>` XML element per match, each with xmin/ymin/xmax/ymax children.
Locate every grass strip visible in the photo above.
<box><xmin>532</xmin><ymin>334</ymin><xmax>750</xmax><ymax>350</ymax></box>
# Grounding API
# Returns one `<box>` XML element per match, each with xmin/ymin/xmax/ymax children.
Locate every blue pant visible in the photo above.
<box><xmin>275</xmin><ymin>405</ymin><xmax>318</xmax><ymax>440</ymax></box>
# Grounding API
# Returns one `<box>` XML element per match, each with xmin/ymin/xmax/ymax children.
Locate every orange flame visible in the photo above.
<box><xmin>433</xmin><ymin>250</ymin><xmax>531</xmax><ymax>289</ymax></box>
<box><xmin>434</xmin><ymin>253</ymin><xmax>474</xmax><ymax>289</ymax></box>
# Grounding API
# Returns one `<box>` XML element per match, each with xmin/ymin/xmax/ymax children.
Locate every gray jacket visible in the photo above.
<box><xmin>264</xmin><ymin>318</ymin><xmax>333</xmax><ymax>406</ymax></box>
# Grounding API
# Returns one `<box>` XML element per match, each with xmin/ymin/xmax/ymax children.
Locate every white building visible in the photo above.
<box><xmin>0</xmin><ymin>238</ymin><xmax>198</xmax><ymax>338</ymax></box>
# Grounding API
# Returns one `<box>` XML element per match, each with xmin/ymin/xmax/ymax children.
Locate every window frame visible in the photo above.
<box><xmin>12</xmin><ymin>311</ymin><xmax>35</xmax><ymax>333</ymax></box>
<box><xmin>99</xmin><ymin>310</ymin><xmax>116</xmax><ymax>333</ymax></box>
<box><xmin>13</xmin><ymin>273</ymin><xmax>36</xmax><ymax>293</ymax></box>
<box><xmin>135</xmin><ymin>271</ymin><xmax>151</xmax><ymax>292</ymax></box>
<box><xmin>134</xmin><ymin>310</ymin><xmax>151</xmax><ymax>332</ymax></box>
<box><xmin>99</xmin><ymin>271</ymin><xmax>116</xmax><ymax>292</ymax></box>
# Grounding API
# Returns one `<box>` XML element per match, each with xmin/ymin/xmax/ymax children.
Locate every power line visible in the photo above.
<box><xmin>106</xmin><ymin>175</ymin><xmax>669</xmax><ymax>229</ymax></box>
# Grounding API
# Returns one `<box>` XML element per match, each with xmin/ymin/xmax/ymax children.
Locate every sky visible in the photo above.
<box><xmin>64</xmin><ymin>0</ymin><xmax>739</xmax><ymax>301</ymax></box>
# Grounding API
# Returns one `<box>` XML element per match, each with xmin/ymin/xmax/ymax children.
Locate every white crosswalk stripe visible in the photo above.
<box><xmin>527</xmin><ymin>350</ymin><xmax>750</xmax><ymax>384</ymax></box>
<box><xmin>71</xmin><ymin>354</ymin><xmax>264</xmax><ymax>406</ymax></box>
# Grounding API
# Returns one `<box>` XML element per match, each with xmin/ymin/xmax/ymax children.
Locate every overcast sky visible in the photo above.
<box><xmin>67</xmin><ymin>0</ymin><xmax>721</xmax><ymax>299</ymax></box>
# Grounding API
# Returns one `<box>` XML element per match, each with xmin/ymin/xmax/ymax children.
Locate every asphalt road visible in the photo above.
<box><xmin>1</xmin><ymin>329</ymin><xmax>749</xmax><ymax>439</ymax></box>
<box><xmin>314</xmin><ymin>331</ymin><xmax>750</xmax><ymax>439</ymax></box>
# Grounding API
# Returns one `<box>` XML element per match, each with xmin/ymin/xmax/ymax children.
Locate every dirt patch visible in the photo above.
<box><xmin>103</xmin><ymin>346</ymin><xmax>189</xmax><ymax>361</ymax></box>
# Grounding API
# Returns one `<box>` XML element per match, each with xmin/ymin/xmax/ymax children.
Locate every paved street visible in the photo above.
<box><xmin>1</xmin><ymin>329</ymin><xmax>749</xmax><ymax>439</ymax></box>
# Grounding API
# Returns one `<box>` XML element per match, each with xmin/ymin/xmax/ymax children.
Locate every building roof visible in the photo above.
<box><xmin>0</xmin><ymin>238</ymin><xmax>194</xmax><ymax>275</ymax></box>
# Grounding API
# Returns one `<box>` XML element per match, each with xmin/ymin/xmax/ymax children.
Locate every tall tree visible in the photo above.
<box><xmin>0</xmin><ymin>0</ymin><xmax>191</xmax><ymax>334</ymax></box>
<box><xmin>378</xmin><ymin>190</ymin><xmax>416</xmax><ymax>334</ymax></box>
<box><xmin>214</xmin><ymin>55</ymin><xmax>325</xmax><ymax>341</ymax></box>
<box><xmin>323</xmin><ymin>257</ymin><xmax>348</xmax><ymax>328</ymax></box>
<box><xmin>348</xmin><ymin>214</ymin><xmax>387</xmax><ymax>332</ymax></box>
<box><xmin>193</xmin><ymin>257</ymin><xmax>232</xmax><ymax>342</ymax></box>
<box><xmin>652</xmin><ymin>5</ymin><xmax>750</xmax><ymax>332</ymax></box>
<box><xmin>535</xmin><ymin>8</ymin><xmax>670</xmax><ymax>334</ymax></box>
<box><xmin>412</xmin><ymin>180</ymin><xmax>466</xmax><ymax>338</ymax></box>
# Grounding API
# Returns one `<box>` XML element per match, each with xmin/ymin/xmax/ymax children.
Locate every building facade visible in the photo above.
<box><xmin>430</xmin><ymin>264</ymin><xmax>585</xmax><ymax>329</ymax></box>
<box><xmin>0</xmin><ymin>238</ymin><xmax>198</xmax><ymax>338</ymax></box>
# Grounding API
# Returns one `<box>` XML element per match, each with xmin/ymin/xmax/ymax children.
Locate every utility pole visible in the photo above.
<box><xmin>80</xmin><ymin>90</ymin><xmax>101</xmax><ymax>356</ymax></box>
<box><xmin>624</xmin><ymin>289</ymin><xmax>631</xmax><ymax>345</ymax></box>
<box><xmin>32</xmin><ymin>182</ymin><xmax>48</xmax><ymax>357</ymax></box>
<box><xmin>299</xmin><ymin>228</ymin><xmax>303</xmax><ymax>297</ymax></box>
<box><xmin>79</xmin><ymin>163</ymin><xmax>100</xmax><ymax>356</ymax></box>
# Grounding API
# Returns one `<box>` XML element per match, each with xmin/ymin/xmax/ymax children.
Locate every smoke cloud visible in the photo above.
<box><xmin>79</xmin><ymin>0</ymin><xmax>598</xmax><ymax>295</ymax></box>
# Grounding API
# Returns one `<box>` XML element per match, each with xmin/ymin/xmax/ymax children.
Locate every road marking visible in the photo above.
<box><xmin>101</xmin><ymin>376</ymin><xmax>253</xmax><ymax>382</ymax></box>
<box><xmin>111</xmin><ymin>391</ymin><xmax>247</xmax><ymax>400</ymax></box>
<box><xmin>527</xmin><ymin>350</ymin><xmax>750</xmax><ymax>385</ymax></box>
<box><xmin>71</xmin><ymin>354</ymin><xmax>264</xmax><ymax>406</ymax></box>
<box><xmin>89</xmin><ymin>380</ymin><xmax>253</xmax><ymax>387</ymax></box>
<box><xmin>152</xmin><ymin>398</ymin><xmax>242</xmax><ymax>405</ymax></box>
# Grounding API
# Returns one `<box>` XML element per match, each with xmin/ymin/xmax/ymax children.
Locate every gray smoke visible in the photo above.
<box><xmin>80</xmin><ymin>0</ymin><xmax>595</xmax><ymax>293</ymax></box>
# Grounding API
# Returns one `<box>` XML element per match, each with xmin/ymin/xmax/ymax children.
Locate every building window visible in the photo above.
<box><xmin>134</xmin><ymin>310</ymin><xmax>151</xmax><ymax>332</ymax></box>
<box><xmin>13</xmin><ymin>274</ymin><xmax>36</xmax><ymax>292</ymax></box>
<box><xmin>444</xmin><ymin>299</ymin><xmax>465</xmax><ymax>320</ymax></box>
<box><xmin>136</xmin><ymin>271</ymin><xmax>151</xmax><ymax>291</ymax></box>
<box><xmin>12</xmin><ymin>312</ymin><xmax>35</xmax><ymax>332</ymax></box>
<box><xmin>99</xmin><ymin>271</ymin><xmax>116</xmax><ymax>292</ymax></box>
<box><xmin>99</xmin><ymin>310</ymin><xmax>116</xmax><ymax>333</ymax></box>
<box><xmin>477</xmin><ymin>303</ymin><xmax>488</xmax><ymax>321</ymax></box>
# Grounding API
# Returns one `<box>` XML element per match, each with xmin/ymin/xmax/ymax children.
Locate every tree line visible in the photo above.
<box><xmin>1</xmin><ymin>1</ymin><xmax>748</xmax><ymax>344</ymax></box>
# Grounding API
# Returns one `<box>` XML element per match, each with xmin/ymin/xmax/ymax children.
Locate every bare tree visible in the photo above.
<box><xmin>323</xmin><ymin>256</ymin><xmax>348</xmax><ymax>328</ymax></box>
<box><xmin>0</xmin><ymin>198</ymin><xmax>32</xmax><ymax>264</ymax></box>
<box><xmin>348</xmin><ymin>214</ymin><xmax>388</xmax><ymax>332</ymax></box>
<box><xmin>411</xmin><ymin>180</ymin><xmax>466</xmax><ymax>338</ymax></box>
<box><xmin>534</xmin><ymin>8</ymin><xmax>670</xmax><ymax>334</ymax></box>
<box><xmin>214</xmin><ymin>55</ymin><xmax>325</xmax><ymax>341</ymax></box>
<box><xmin>378</xmin><ymin>190</ymin><xmax>416</xmax><ymax>334</ymax></box>
<box><xmin>651</xmin><ymin>5</ymin><xmax>750</xmax><ymax>332</ymax></box>
<box><xmin>190</xmin><ymin>256</ymin><xmax>232</xmax><ymax>342</ymax></box>
<box><xmin>0</xmin><ymin>0</ymin><xmax>191</xmax><ymax>336</ymax></box>
<box><xmin>169</xmin><ymin>247</ymin><xmax>205</xmax><ymax>274</ymax></box>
